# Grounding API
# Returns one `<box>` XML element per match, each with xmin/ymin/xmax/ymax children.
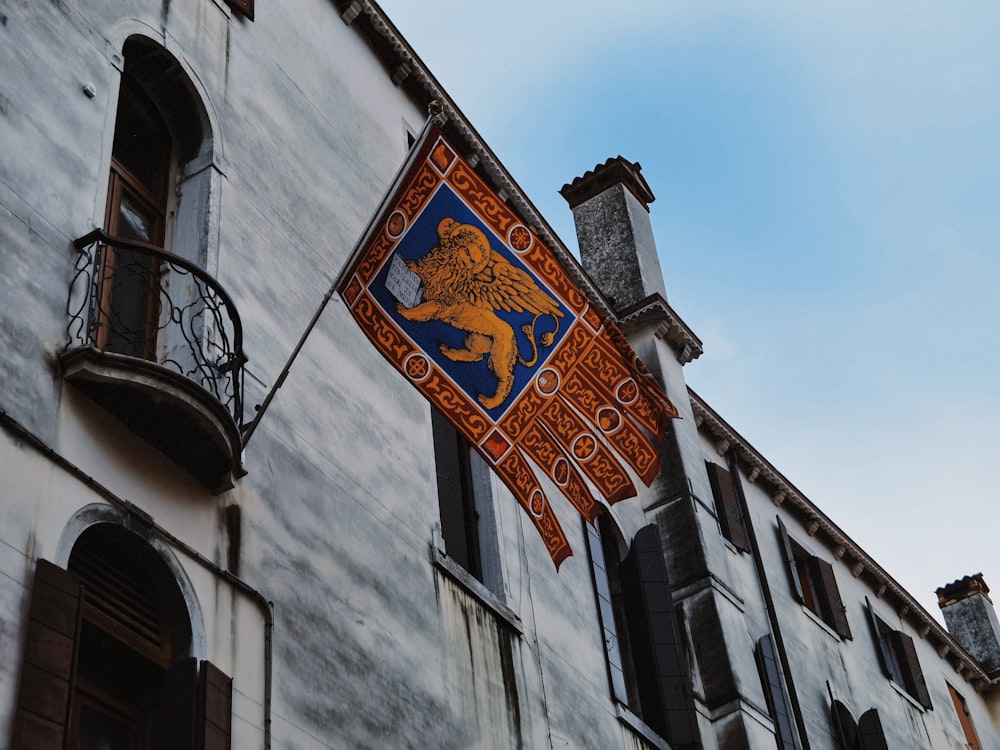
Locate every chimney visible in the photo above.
<box><xmin>560</xmin><ymin>157</ymin><xmax>667</xmax><ymax>312</ymax></box>
<box><xmin>937</xmin><ymin>574</ymin><xmax>1000</xmax><ymax>675</ymax></box>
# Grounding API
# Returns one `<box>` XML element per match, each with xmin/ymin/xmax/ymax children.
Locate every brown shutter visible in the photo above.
<box><xmin>705</xmin><ymin>462</ymin><xmax>749</xmax><ymax>551</ymax></box>
<box><xmin>224</xmin><ymin>0</ymin><xmax>254</xmax><ymax>21</ymax></box>
<box><xmin>857</xmin><ymin>708</ymin><xmax>890</xmax><ymax>750</ymax></box>
<box><xmin>585</xmin><ymin>521</ymin><xmax>630</xmax><ymax>705</ymax></box>
<box><xmin>864</xmin><ymin>599</ymin><xmax>894</xmax><ymax>680</ymax></box>
<box><xmin>830</xmin><ymin>699</ymin><xmax>858</xmax><ymax>750</ymax></box>
<box><xmin>200</xmin><ymin>661</ymin><xmax>233</xmax><ymax>750</ymax></box>
<box><xmin>892</xmin><ymin>631</ymin><xmax>932</xmax><ymax>709</ymax></box>
<box><xmin>755</xmin><ymin>635</ymin><xmax>798</xmax><ymax>749</ymax></box>
<box><xmin>151</xmin><ymin>657</ymin><xmax>233</xmax><ymax>750</ymax></box>
<box><xmin>13</xmin><ymin>559</ymin><xmax>82</xmax><ymax>750</ymax></box>
<box><xmin>618</xmin><ymin>525</ymin><xmax>699</xmax><ymax>746</ymax></box>
<box><xmin>810</xmin><ymin>556</ymin><xmax>852</xmax><ymax>639</ymax></box>
<box><xmin>776</xmin><ymin>517</ymin><xmax>805</xmax><ymax>603</ymax></box>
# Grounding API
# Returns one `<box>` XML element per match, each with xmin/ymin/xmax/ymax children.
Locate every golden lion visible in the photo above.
<box><xmin>397</xmin><ymin>218</ymin><xmax>562</xmax><ymax>409</ymax></box>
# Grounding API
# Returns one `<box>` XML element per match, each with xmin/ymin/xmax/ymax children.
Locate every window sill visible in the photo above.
<box><xmin>800</xmin><ymin>604</ymin><xmax>849</xmax><ymax>641</ymax></box>
<box><xmin>429</xmin><ymin>543</ymin><xmax>522</xmax><ymax>634</ymax></box>
<box><xmin>614</xmin><ymin>703</ymin><xmax>671</xmax><ymax>750</ymax></box>
<box><xmin>888</xmin><ymin>679</ymin><xmax>928</xmax><ymax>711</ymax></box>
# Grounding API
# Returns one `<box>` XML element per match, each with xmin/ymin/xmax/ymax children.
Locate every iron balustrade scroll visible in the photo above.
<box><xmin>67</xmin><ymin>229</ymin><xmax>247</xmax><ymax>428</ymax></box>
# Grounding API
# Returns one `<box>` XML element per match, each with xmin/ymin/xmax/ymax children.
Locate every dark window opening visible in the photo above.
<box><xmin>432</xmin><ymin>408</ymin><xmax>483</xmax><ymax>581</ymax></box>
<box><xmin>777</xmin><ymin>517</ymin><xmax>851</xmax><ymax>639</ymax></box>
<box><xmin>865</xmin><ymin>599</ymin><xmax>932</xmax><ymax>709</ymax></box>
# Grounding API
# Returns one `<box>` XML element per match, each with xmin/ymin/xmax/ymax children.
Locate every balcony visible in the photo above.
<box><xmin>61</xmin><ymin>230</ymin><xmax>247</xmax><ymax>491</ymax></box>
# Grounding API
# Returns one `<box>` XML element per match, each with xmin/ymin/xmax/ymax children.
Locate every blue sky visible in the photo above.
<box><xmin>376</xmin><ymin>1</ymin><xmax>1000</xmax><ymax>621</ymax></box>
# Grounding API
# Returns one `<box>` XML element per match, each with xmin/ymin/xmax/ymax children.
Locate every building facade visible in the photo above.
<box><xmin>1</xmin><ymin>1</ymin><xmax>997</xmax><ymax>748</ymax></box>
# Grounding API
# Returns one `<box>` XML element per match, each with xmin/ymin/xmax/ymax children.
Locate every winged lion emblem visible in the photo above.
<box><xmin>395</xmin><ymin>218</ymin><xmax>563</xmax><ymax>410</ymax></box>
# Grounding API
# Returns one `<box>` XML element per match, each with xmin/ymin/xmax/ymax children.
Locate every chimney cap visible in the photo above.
<box><xmin>937</xmin><ymin>573</ymin><xmax>991</xmax><ymax>607</ymax></box>
<box><xmin>560</xmin><ymin>156</ymin><xmax>656</xmax><ymax>211</ymax></box>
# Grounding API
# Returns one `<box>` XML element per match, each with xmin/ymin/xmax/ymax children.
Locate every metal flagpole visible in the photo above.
<box><xmin>241</xmin><ymin>107</ymin><xmax>442</xmax><ymax>449</ymax></box>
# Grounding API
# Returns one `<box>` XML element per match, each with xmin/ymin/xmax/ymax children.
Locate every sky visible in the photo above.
<box><xmin>375</xmin><ymin>1</ymin><xmax>1000</xmax><ymax>622</ymax></box>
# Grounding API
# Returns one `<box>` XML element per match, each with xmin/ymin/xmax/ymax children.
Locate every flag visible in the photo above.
<box><xmin>337</xmin><ymin>123</ymin><xmax>678</xmax><ymax>567</ymax></box>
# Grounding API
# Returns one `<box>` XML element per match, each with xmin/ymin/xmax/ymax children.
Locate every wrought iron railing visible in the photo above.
<box><xmin>67</xmin><ymin>229</ymin><xmax>246</xmax><ymax>427</ymax></box>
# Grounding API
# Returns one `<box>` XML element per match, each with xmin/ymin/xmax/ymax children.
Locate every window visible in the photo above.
<box><xmin>705</xmin><ymin>461</ymin><xmax>749</xmax><ymax>551</ymax></box>
<box><xmin>100</xmin><ymin>76</ymin><xmax>172</xmax><ymax>360</ymax></box>
<box><xmin>777</xmin><ymin>517</ymin><xmax>851</xmax><ymax>638</ymax></box>
<box><xmin>97</xmin><ymin>37</ymin><xmax>217</xmax><ymax>365</ymax></box>
<box><xmin>431</xmin><ymin>408</ymin><xmax>502</xmax><ymax>595</ymax></box>
<box><xmin>865</xmin><ymin>599</ymin><xmax>932</xmax><ymax>708</ymax></box>
<box><xmin>831</xmin><ymin>700</ymin><xmax>889</xmax><ymax>750</ymax></box>
<box><xmin>754</xmin><ymin>635</ymin><xmax>799</xmax><ymax>749</ymax></box>
<box><xmin>585</xmin><ymin>520</ymin><xmax>698</xmax><ymax>746</ymax></box>
<box><xmin>948</xmin><ymin>683</ymin><xmax>981</xmax><ymax>749</ymax></box>
<box><xmin>12</xmin><ymin>526</ymin><xmax>232</xmax><ymax>749</ymax></box>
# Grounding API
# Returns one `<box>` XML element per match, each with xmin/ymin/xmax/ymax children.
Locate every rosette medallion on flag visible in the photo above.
<box><xmin>337</xmin><ymin>124</ymin><xmax>678</xmax><ymax>567</ymax></box>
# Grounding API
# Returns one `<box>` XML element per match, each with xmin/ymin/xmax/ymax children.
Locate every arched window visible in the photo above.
<box><xmin>67</xmin><ymin>524</ymin><xmax>192</xmax><ymax>748</ymax></box>
<box><xmin>12</xmin><ymin>525</ymin><xmax>232</xmax><ymax>749</ymax></box>
<box><xmin>96</xmin><ymin>36</ymin><xmax>215</xmax><ymax>363</ymax></box>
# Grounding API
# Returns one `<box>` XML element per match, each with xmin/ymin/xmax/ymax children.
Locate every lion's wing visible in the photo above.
<box><xmin>462</xmin><ymin>250</ymin><xmax>564</xmax><ymax>318</ymax></box>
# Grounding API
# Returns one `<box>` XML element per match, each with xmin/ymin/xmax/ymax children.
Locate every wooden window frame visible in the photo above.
<box><xmin>948</xmin><ymin>683</ymin><xmax>981</xmax><ymax>749</ymax></box>
<box><xmin>100</xmin><ymin>75</ymin><xmax>172</xmax><ymax>361</ymax></box>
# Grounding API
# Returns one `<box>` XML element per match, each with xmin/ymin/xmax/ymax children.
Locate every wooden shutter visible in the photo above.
<box><xmin>864</xmin><ymin>599</ymin><xmax>894</xmax><ymax>680</ymax></box>
<box><xmin>200</xmin><ymin>661</ymin><xmax>233</xmax><ymax>750</ymax></box>
<box><xmin>224</xmin><ymin>0</ymin><xmax>254</xmax><ymax>21</ymax></box>
<box><xmin>585</xmin><ymin>521</ymin><xmax>630</xmax><ymax>705</ymax></box>
<box><xmin>810</xmin><ymin>556</ymin><xmax>852</xmax><ymax>639</ymax></box>
<box><xmin>776</xmin><ymin>517</ymin><xmax>805</xmax><ymax>603</ymax></box>
<box><xmin>13</xmin><ymin>560</ymin><xmax>82</xmax><ymax>750</ymax></box>
<box><xmin>892</xmin><ymin>630</ymin><xmax>932</xmax><ymax>709</ymax></box>
<box><xmin>705</xmin><ymin>462</ymin><xmax>749</xmax><ymax>551</ymax></box>
<box><xmin>154</xmin><ymin>658</ymin><xmax>233</xmax><ymax>750</ymax></box>
<box><xmin>857</xmin><ymin>708</ymin><xmax>889</xmax><ymax>750</ymax></box>
<box><xmin>618</xmin><ymin>525</ymin><xmax>699</xmax><ymax>746</ymax></box>
<box><xmin>830</xmin><ymin>699</ymin><xmax>858</xmax><ymax>750</ymax></box>
<box><xmin>755</xmin><ymin>635</ymin><xmax>798</xmax><ymax>749</ymax></box>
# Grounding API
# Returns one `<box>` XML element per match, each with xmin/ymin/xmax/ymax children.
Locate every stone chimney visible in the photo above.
<box><xmin>937</xmin><ymin>574</ymin><xmax>1000</xmax><ymax>676</ymax></box>
<box><xmin>560</xmin><ymin>157</ymin><xmax>667</xmax><ymax>311</ymax></box>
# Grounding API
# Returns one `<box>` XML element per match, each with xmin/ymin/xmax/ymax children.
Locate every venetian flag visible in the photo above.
<box><xmin>336</xmin><ymin>122</ymin><xmax>678</xmax><ymax>567</ymax></box>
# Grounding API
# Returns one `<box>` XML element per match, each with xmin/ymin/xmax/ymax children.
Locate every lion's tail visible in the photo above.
<box><xmin>519</xmin><ymin>313</ymin><xmax>560</xmax><ymax>367</ymax></box>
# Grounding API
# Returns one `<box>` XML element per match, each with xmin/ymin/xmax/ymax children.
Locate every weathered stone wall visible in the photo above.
<box><xmin>0</xmin><ymin>1</ymin><xmax>683</xmax><ymax>748</ymax></box>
